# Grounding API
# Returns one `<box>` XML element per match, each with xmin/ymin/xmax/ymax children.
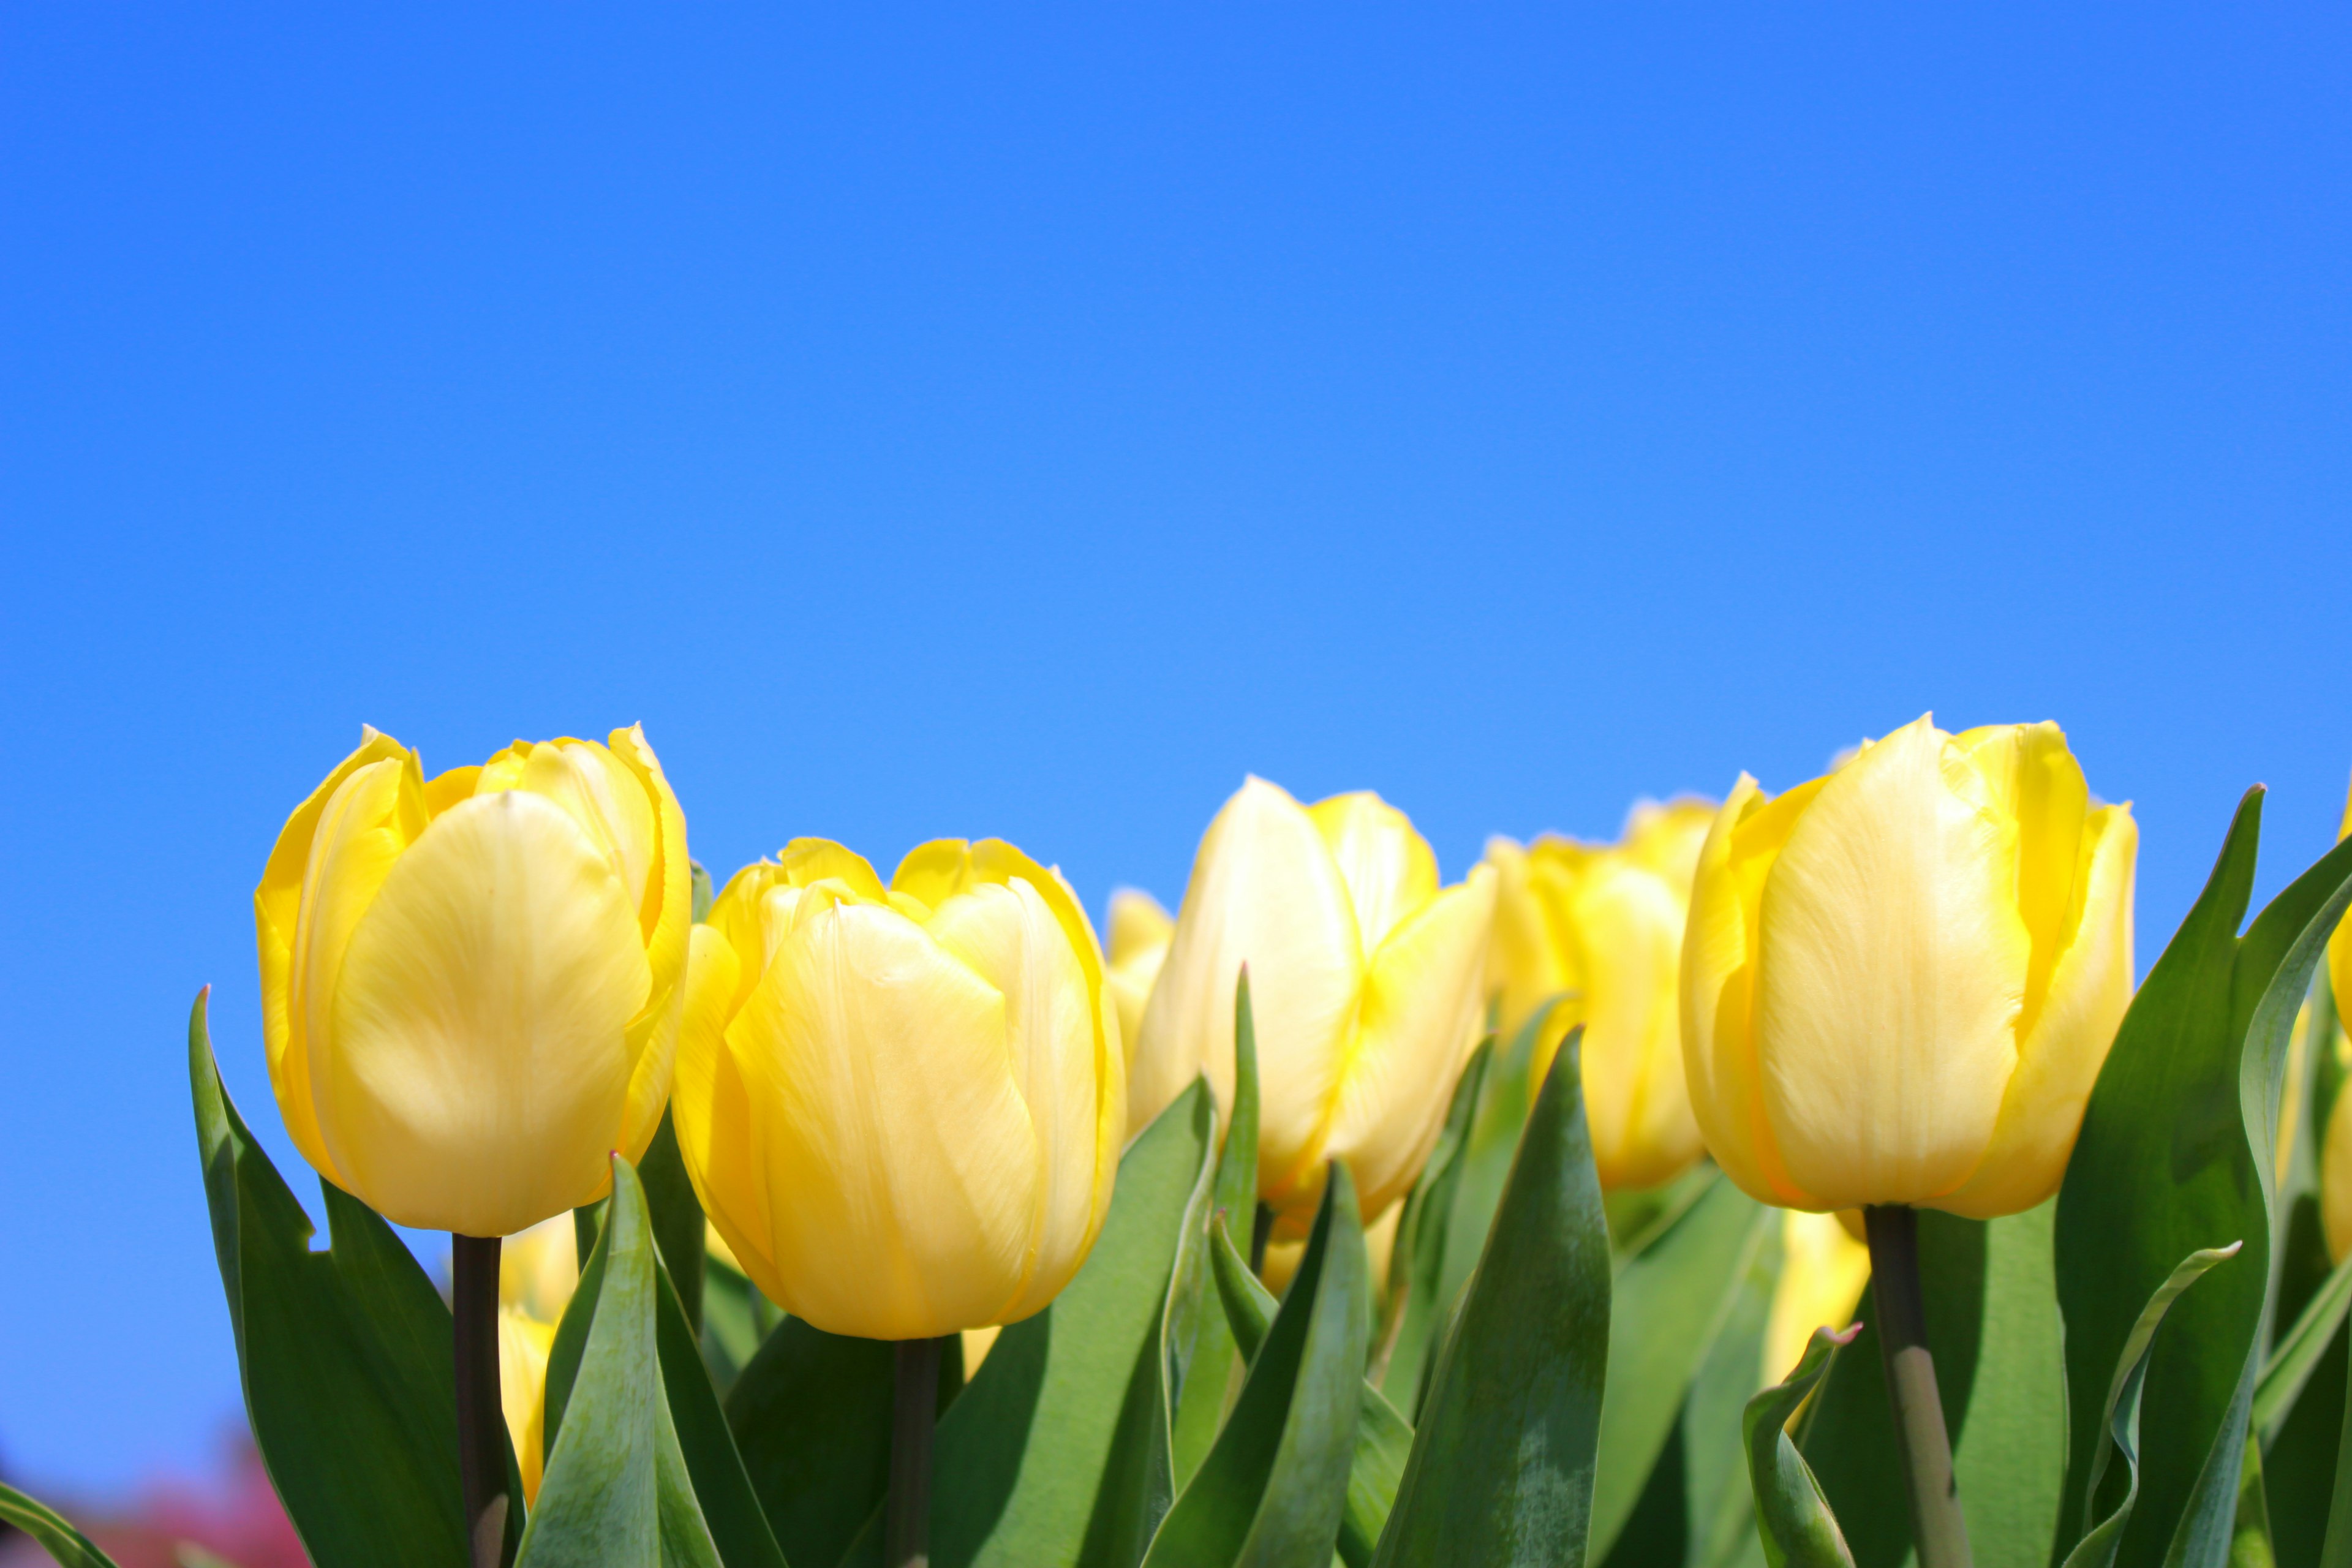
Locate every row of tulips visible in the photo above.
<box><xmin>6</xmin><ymin>716</ymin><xmax>2352</xmax><ymax>1568</ymax></box>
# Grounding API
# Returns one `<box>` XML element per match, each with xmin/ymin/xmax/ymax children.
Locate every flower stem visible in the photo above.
<box><xmin>886</xmin><ymin>1337</ymin><xmax>940</xmax><ymax>1568</ymax></box>
<box><xmin>1250</xmin><ymin>1202</ymin><xmax>1274</xmax><ymax>1274</ymax></box>
<box><xmin>1863</xmin><ymin>1205</ymin><xmax>1972</xmax><ymax>1568</ymax></box>
<box><xmin>451</xmin><ymin>1233</ymin><xmax>511</xmax><ymax>1568</ymax></box>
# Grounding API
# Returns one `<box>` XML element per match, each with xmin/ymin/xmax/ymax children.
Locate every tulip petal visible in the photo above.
<box><xmin>776</xmin><ymin>837</ymin><xmax>890</xmax><ymax>902</ymax></box>
<box><xmin>1482</xmin><ymin>837</ymin><xmax>1574</xmax><ymax>1031</ymax></box>
<box><xmin>1308</xmin><ymin>791</ymin><xmax>1441</xmax><ymax>956</ymax></box>
<box><xmin>1567</xmin><ymin>859</ymin><xmax>1701</xmax><ymax>1191</ymax></box>
<box><xmin>322</xmin><ymin>788</ymin><xmax>652</xmax><ymax>1235</ymax></box>
<box><xmin>1108</xmin><ymin>889</ymin><xmax>1174</xmax><ymax>967</ymax></box>
<box><xmin>2332</xmin><ymin>775</ymin><xmax>2352</xmax><ymax>1047</ymax></box>
<box><xmin>1957</xmin><ymin>722</ymin><xmax>2090</xmax><ymax>1039</ymax></box>
<box><xmin>1938</xmin><ymin>802</ymin><xmax>2137</xmax><ymax>1218</ymax></box>
<box><xmin>603</xmin><ymin>726</ymin><xmax>692</xmax><ymax>1163</ymax></box>
<box><xmin>1307</xmin><ymin>866</ymin><xmax>1497</xmax><ymax>1221</ymax></box>
<box><xmin>737</xmin><ymin>902</ymin><xmax>1037</xmax><ymax>1340</ymax></box>
<box><xmin>671</xmin><ymin>922</ymin><xmax>780</xmax><ymax>1297</ymax></box>
<box><xmin>1134</xmin><ymin>778</ymin><xmax>1363</xmax><ymax>1174</ymax></box>
<box><xmin>1755</xmin><ymin>717</ymin><xmax>2029</xmax><ymax>1208</ymax></box>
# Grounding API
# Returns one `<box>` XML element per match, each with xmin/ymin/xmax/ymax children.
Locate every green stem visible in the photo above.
<box><xmin>1864</xmin><ymin>1206</ymin><xmax>1972</xmax><ymax>1568</ymax></box>
<box><xmin>1250</xmin><ymin>1202</ymin><xmax>1274</xmax><ymax>1275</ymax></box>
<box><xmin>886</xmin><ymin>1338</ymin><xmax>940</xmax><ymax>1568</ymax></box>
<box><xmin>451</xmin><ymin>1233</ymin><xmax>513</xmax><ymax>1568</ymax></box>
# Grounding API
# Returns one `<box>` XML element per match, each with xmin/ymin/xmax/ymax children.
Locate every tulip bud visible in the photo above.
<box><xmin>1761</xmin><ymin>1210</ymin><xmax>1872</xmax><ymax>1387</ymax></box>
<box><xmin>671</xmin><ymin>837</ymin><xmax>1123</xmax><ymax>1342</ymax></box>
<box><xmin>255</xmin><ymin>726</ymin><xmax>692</xmax><ymax>1238</ymax></box>
<box><xmin>1483</xmin><ymin>796</ymin><xmax>1716</xmax><ymax>1192</ymax></box>
<box><xmin>1683</xmin><ymin>716</ymin><xmax>2137</xmax><ymax>1218</ymax></box>
<box><xmin>1132</xmin><ymin>777</ymin><xmax>1496</xmax><ymax>1228</ymax></box>
<box><xmin>1104</xmin><ymin>889</ymin><xmax>1175</xmax><ymax>1093</ymax></box>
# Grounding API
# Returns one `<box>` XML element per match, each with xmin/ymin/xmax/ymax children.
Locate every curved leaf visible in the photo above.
<box><xmin>1372</xmin><ymin>1030</ymin><xmax>1610</xmax><ymax>1567</ymax></box>
<box><xmin>1208</xmin><ymin>1213</ymin><xmax>1413</xmax><ymax>1567</ymax></box>
<box><xmin>1377</xmin><ymin>1032</ymin><xmax>1491</xmax><ymax>1409</ymax></box>
<box><xmin>2255</xmin><ymin>1247</ymin><xmax>2352</xmax><ymax>1448</ymax></box>
<box><xmin>1172</xmin><ymin>974</ymin><xmax>1264</xmax><ymax>1487</ymax></box>
<box><xmin>725</xmin><ymin>1319</ymin><xmax>896</xmax><ymax>1568</ymax></box>
<box><xmin>1142</xmin><ymin>1161</ymin><xmax>1369</xmax><ymax>1568</ymax></box>
<box><xmin>0</xmin><ymin>1480</ymin><xmax>125</xmax><ymax>1568</ymax></box>
<box><xmin>187</xmin><ymin>990</ymin><xmax>480</xmax><ymax>1568</ymax></box>
<box><xmin>520</xmin><ymin>1155</ymin><xmax>721</xmax><ymax>1568</ymax></box>
<box><xmin>1745</xmin><ymin>1325</ymin><xmax>1858</xmax><ymax>1568</ymax></box>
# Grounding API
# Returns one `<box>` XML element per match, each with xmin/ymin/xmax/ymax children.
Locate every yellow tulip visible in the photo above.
<box><xmin>2331</xmin><ymin>772</ymin><xmax>2352</xmax><ymax>1046</ymax></box>
<box><xmin>2326</xmin><ymin>1075</ymin><xmax>2352</xmax><ymax>1266</ymax></box>
<box><xmin>499</xmin><ymin>1214</ymin><xmax>580</xmax><ymax>1324</ymax></box>
<box><xmin>1132</xmin><ymin>777</ymin><xmax>1497</xmax><ymax>1226</ymax></box>
<box><xmin>491</xmin><ymin>1215</ymin><xmax>579</xmax><ymax>1505</ymax></box>
<box><xmin>1105</xmin><ymin>889</ymin><xmax>1175</xmax><ymax>1098</ymax></box>
<box><xmin>255</xmin><ymin>726</ymin><xmax>691</xmax><ymax>1237</ymax></box>
<box><xmin>1483</xmin><ymin>796</ymin><xmax>1716</xmax><ymax>1193</ymax></box>
<box><xmin>1260</xmin><ymin>1199</ymin><xmax>1401</xmax><ymax>1297</ymax></box>
<box><xmin>671</xmin><ymin>837</ymin><xmax>1123</xmax><ymax>1342</ymax></box>
<box><xmin>1761</xmin><ymin>1210</ymin><xmax>1872</xmax><ymax>1386</ymax></box>
<box><xmin>1683</xmin><ymin>716</ymin><xmax>2137</xmax><ymax>1218</ymax></box>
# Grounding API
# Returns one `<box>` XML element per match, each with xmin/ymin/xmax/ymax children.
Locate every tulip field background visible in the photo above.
<box><xmin>2</xmin><ymin>0</ymin><xmax>2351</xmax><ymax>1531</ymax></box>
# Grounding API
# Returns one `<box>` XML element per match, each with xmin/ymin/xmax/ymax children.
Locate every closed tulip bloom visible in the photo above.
<box><xmin>672</xmin><ymin>837</ymin><xmax>1122</xmax><ymax>1342</ymax></box>
<box><xmin>1683</xmin><ymin>716</ymin><xmax>2137</xmax><ymax>1218</ymax></box>
<box><xmin>256</xmin><ymin>726</ymin><xmax>691</xmax><ymax>1238</ymax></box>
<box><xmin>1133</xmin><ymin>777</ymin><xmax>1497</xmax><ymax>1226</ymax></box>
<box><xmin>1105</xmin><ymin>889</ymin><xmax>1175</xmax><ymax>1096</ymax></box>
<box><xmin>1483</xmin><ymin>795</ymin><xmax>1716</xmax><ymax>1192</ymax></box>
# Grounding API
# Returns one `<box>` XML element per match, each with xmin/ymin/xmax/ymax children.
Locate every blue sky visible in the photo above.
<box><xmin>3</xmin><ymin>4</ymin><xmax>2347</xmax><ymax>1496</ymax></box>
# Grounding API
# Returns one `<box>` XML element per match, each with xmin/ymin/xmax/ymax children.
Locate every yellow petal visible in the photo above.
<box><xmin>1619</xmin><ymin>796</ymin><xmax>1719</xmax><ymax>899</ymax></box>
<box><xmin>2331</xmin><ymin>773</ymin><xmax>2352</xmax><ymax>1043</ymax></box>
<box><xmin>1755</xmin><ymin>717</ymin><xmax>2028</xmax><ymax>1208</ymax></box>
<box><xmin>777</xmin><ymin>837</ymin><xmax>890</xmax><ymax>901</ymax></box>
<box><xmin>1307</xmin><ymin>791</ymin><xmax>1441</xmax><ymax>956</ymax></box>
<box><xmin>256</xmin><ymin>731</ymin><xmax>413</xmax><ymax>1181</ymax></box>
<box><xmin>1955</xmin><ymin>722</ymin><xmax>2090</xmax><ymax>1041</ymax></box>
<box><xmin>1300</xmin><ymin>867</ymin><xmax>1497</xmax><ymax>1221</ymax></box>
<box><xmin>1108</xmin><ymin>889</ymin><xmax>1175</xmax><ymax>967</ymax></box>
<box><xmin>734</xmin><ymin>901</ymin><xmax>1036</xmax><ymax>1340</ymax></box>
<box><xmin>320</xmin><ymin>789</ymin><xmax>652</xmax><ymax>1235</ymax></box>
<box><xmin>1761</xmin><ymin>1210</ymin><xmax>1871</xmax><ymax>1387</ymax></box>
<box><xmin>515</xmin><ymin>739</ymin><xmax>661</xmax><ymax>926</ymax></box>
<box><xmin>2327</xmin><ymin>1077</ymin><xmax>2352</xmax><ymax>1265</ymax></box>
<box><xmin>1939</xmin><ymin>803</ymin><xmax>2137</xmax><ymax>1218</ymax></box>
<box><xmin>671</xmin><ymin>924</ymin><xmax>776</xmax><ymax>1292</ymax></box>
<box><xmin>499</xmin><ymin>1215</ymin><xmax>580</xmax><ymax>1322</ymax></box>
<box><xmin>1133</xmin><ymin>778</ymin><xmax>1362</xmax><ymax>1163</ymax></box>
<box><xmin>962</xmin><ymin>1324</ymin><xmax>1002</xmax><ymax>1375</ymax></box>
<box><xmin>1481</xmin><ymin>837</ymin><xmax>1572</xmax><ymax>1034</ymax></box>
<box><xmin>603</xmin><ymin>726</ymin><xmax>693</xmax><ymax>1165</ymax></box>
<box><xmin>499</xmin><ymin>1306</ymin><xmax>559</xmax><ymax>1506</ymax></box>
<box><xmin>1565</xmin><ymin>858</ymin><xmax>1702</xmax><ymax>1192</ymax></box>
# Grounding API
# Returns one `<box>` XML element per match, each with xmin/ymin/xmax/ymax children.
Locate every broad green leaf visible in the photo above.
<box><xmin>545</xmin><ymin>1182</ymin><xmax>786</xmax><ymax>1568</ymax></box>
<box><xmin>639</xmin><ymin>1109</ymin><xmax>709</xmax><ymax>1333</ymax></box>
<box><xmin>1681</xmin><ymin>1210</ymin><xmax>1784</xmax><ymax>1568</ymax></box>
<box><xmin>1798</xmin><ymin>1204</ymin><xmax>2067</xmax><ymax>1568</ymax></box>
<box><xmin>0</xmin><ymin>1480</ymin><xmax>125</xmax><ymax>1568</ymax></box>
<box><xmin>1588</xmin><ymin>1169</ymin><xmax>1771</xmax><ymax>1558</ymax></box>
<box><xmin>520</xmin><ymin>1156</ymin><xmax>722</xmax><ymax>1568</ymax></box>
<box><xmin>2055</xmin><ymin>793</ymin><xmax>2352</xmax><ymax>1568</ymax></box>
<box><xmin>1744</xmin><ymin>1325</ymin><xmax>1857</xmax><ymax>1568</ymax></box>
<box><xmin>2061</xmin><ymin>1245</ymin><xmax>2241</xmax><ymax>1568</ymax></box>
<box><xmin>700</xmin><ymin>1253</ymin><xmax>782</xmax><ymax>1395</ymax></box>
<box><xmin>1430</xmin><ymin>1006</ymin><xmax>1550</xmax><ymax>1340</ymax></box>
<box><xmin>187</xmin><ymin>990</ymin><xmax>481</xmax><ymax>1568</ymax></box>
<box><xmin>1141</xmin><ymin>1162</ymin><xmax>1370</xmax><ymax>1568</ymax></box>
<box><xmin>1377</xmin><ymin>1035</ymin><xmax>1491</xmax><ymax>1412</ymax></box>
<box><xmin>2256</xmin><ymin>1248</ymin><xmax>2352</xmax><ymax>1449</ymax></box>
<box><xmin>1207</xmin><ymin>1213</ymin><xmax>1413</xmax><ymax>1567</ymax></box>
<box><xmin>725</xmin><ymin>1318</ymin><xmax>896</xmax><ymax>1568</ymax></box>
<box><xmin>1173</xmin><ymin>975</ymin><xmax>1265</xmax><ymax>1488</ymax></box>
<box><xmin>1373</xmin><ymin>1031</ymin><xmax>1610</xmax><ymax>1567</ymax></box>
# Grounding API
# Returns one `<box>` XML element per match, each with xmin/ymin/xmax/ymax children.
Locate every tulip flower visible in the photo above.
<box><xmin>492</xmin><ymin>1216</ymin><xmax>578</xmax><ymax>1507</ymax></box>
<box><xmin>1483</xmin><ymin>796</ymin><xmax>1716</xmax><ymax>1192</ymax></box>
<box><xmin>255</xmin><ymin>726</ymin><xmax>692</xmax><ymax>1239</ymax></box>
<box><xmin>1760</xmin><ymin>1210</ymin><xmax>1871</xmax><ymax>1387</ymax></box>
<box><xmin>1104</xmin><ymin>889</ymin><xmax>1175</xmax><ymax>1096</ymax></box>
<box><xmin>671</xmin><ymin>836</ymin><xmax>1123</xmax><ymax>1344</ymax></box>
<box><xmin>1683</xmin><ymin>716</ymin><xmax>2137</xmax><ymax>1220</ymax></box>
<box><xmin>1131</xmin><ymin>777</ymin><xmax>1497</xmax><ymax>1228</ymax></box>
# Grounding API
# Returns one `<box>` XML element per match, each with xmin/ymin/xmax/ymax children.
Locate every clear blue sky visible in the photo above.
<box><xmin>3</xmin><ymin>4</ymin><xmax>2347</xmax><ymax>1497</ymax></box>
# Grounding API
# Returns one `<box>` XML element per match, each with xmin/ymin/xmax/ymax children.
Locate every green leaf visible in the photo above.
<box><xmin>2255</xmin><ymin>1248</ymin><xmax>2352</xmax><ymax>1448</ymax></box>
<box><xmin>1588</xmin><ymin>1169</ymin><xmax>1772</xmax><ymax>1558</ymax></box>
<box><xmin>1373</xmin><ymin>1030</ymin><xmax>1610</xmax><ymax>1567</ymax></box>
<box><xmin>2251</xmin><ymin>1194</ymin><xmax>2342</xmax><ymax>1565</ymax></box>
<box><xmin>0</xmin><ymin>1480</ymin><xmax>126</xmax><ymax>1568</ymax></box>
<box><xmin>2061</xmin><ymin>1245</ymin><xmax>2242</xmax><ymax>1568</ymax></box>
<box><xmin>725</xmin><ymin>1318</ymin><xmax>896</xmax><ymax>1568</ymax></box>
<box><xmin>1796</xmin><ymin>1204</ymin><xmax>2067</xmax><ymax>1568</ymax></box>
<box><xmin>187</xmin><ymin>990</ymin><xmax>479</xmax><ymax>1568</ymax></box>
<box><xmin>690</xmin><ymin>859</ymin><xmax>716</xmax><ymax>923</ymax></box>
<box><xmin>1678</xmin><ymin>1209</ymin><xmax>1785</xmax><ymax>1568</ymax></box>
<box><xmin>639</xmin><ymin>1109</ymin><xmax>709</xmax><ymax>1333</ymax></box>
<box><xmin>1142</xmin><ymin>1161</ymin><xmax>1370</xmax><ymax>1568</ymax></box>
<box><xmin>1744</xmin><ymin>1325</ymin><xmax>1858</xmax><ymax>1568</ymax></box>
<box><xmin>1428</xmin><ymin>1006</ymin><xmax>1551</xmax><ymax>1353</ymax></box>
<box><xmin>1207</xmin><ymin>1212</ymin><xmax>1413</xmax><ymax>1567</ymax></box>
<box><xmin>1173</xmin><ymin>973</ymin><xmax>1265</xmax><ymax>1488</ymax></box>
<box><xmin>2055</xmin><ymin>793</ymin><xmax>2352</xmax><ymax>1567</ymax></box>
<box><xmin>699</xmin><ymin>1254</ymin><xmax>779</xmax><ymax>1395</ymax></box>
<box><xmin>1377</xmin><ymin>1034</ymin><xmax>1491</xmax><ymax>1412</ymax></box>
<box><xmin>519</xmin><ymin>1155</ymin><xmax>722</xmax><ymax>1568</ymax></box>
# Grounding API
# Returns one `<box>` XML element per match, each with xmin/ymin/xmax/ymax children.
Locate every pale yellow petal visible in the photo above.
<box><xmin>962</xmin><ymin>1324</ymin><xmax>1002</xmax><ymax>1375</ymax></box>
<box><xmin>1302</xmin><ymin>868</ymin><xmax>1496</xmax><ymax>1221</ymax></box>
<box><xmin>1481</xmin><ymin>837</ymin><xmax>1572</xmax><ymax>1032</ymax></box>
<box><xmin>1955</xmin><ymin>721</ymin><xmax>2090</xmax><ymax>1041</ymax></box>
<box><xmin>499</xmin><ymin>1307</ymin><xmax>559</xmax><ymax>1506</ymax></box>
<box><xmin>1566</xmin><ymin>858</ymin><xmax>1703</xmax><ymax>1192</ymax></box>
<box><xmin>603</xmin><ymin>725</ymin><xmax>693</xmax><ymax>1162</ymax></box>
<box><xmin>1132</xmin><ymin>778</ymin><xmax>1362</xmax><ymax>1167</ymax></box>
<box><xmin>1620</xmin><ymin>797</ymin><xmax>1719</xmax><ymax>899</ymax></box>
<box><xmin>1761</xmin><ymin>1210</ymin><xmax>1871</xmax><ymax>1387</ymax></box>
<box><xmin>1307</xmin><ymin>791</ymin><xmax>1441</xmax><ymax>956</ymax></box>
<box><xmin>777</xmin><ymin>837</ymin><xmax>890</xmax><ymax>900</ymax></box>
<box><xmin>1108</xmin><ymin>889</ymin><xmax>1175</xmax><ymax>967</ymax></box>
<box><xmin>320</xmin><ymin>790</ymin><xmax>652</xmax><ymax>1235</ymax></box>
<box><xmin>736</xmin><ymin>902</ymin><xmax>1035</xmax><ymax>1339</ymax></box>
<box><xmin>1939</xmin><ymin>803</ymin><xmax>2137</xmax><ymax>1218</ymax></box>
<box><xmin>1756</xmin><ymin>717</ymin><xmax>2028</xmax><ymax>1208</ymax></box>
<box><xmin>671</xmin><ymin>923</ymin><xmax>777</xmax><ymax>1292</ymax></box>
<box><xmin>499</xmin><ymin>1215</ymin><xmax>580</xmax><ymax>1322</ymax></box>
<box><xmin>517</xmin><ymin>739</ymin><xmax>661</xmax><ymax>924</ymax></box>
